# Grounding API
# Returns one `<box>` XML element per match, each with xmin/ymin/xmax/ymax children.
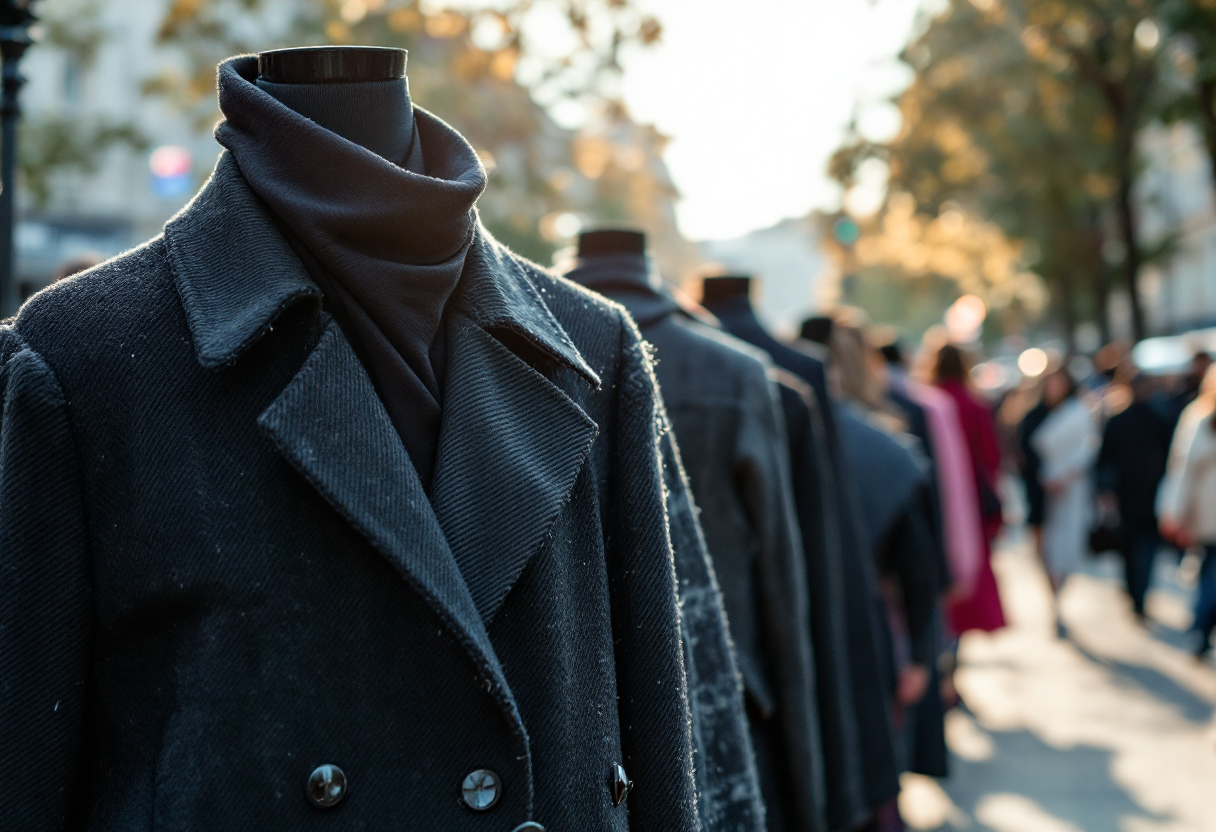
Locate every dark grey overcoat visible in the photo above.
<box><xmin>0</xmin><ymin>157</ymin><xmax>702</xmax><ymax>831</ymax></box>
<box><xmin>568</xmin><ymin>258</ymin><xmax>824</xmax><ymax>832</ymax></box>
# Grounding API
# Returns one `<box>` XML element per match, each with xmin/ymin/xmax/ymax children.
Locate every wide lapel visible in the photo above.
<box><xmin>431</xmin><ymin>312</ymin><xmax>599</xmax><ymax>623</ymax></box>
<box><xmin>257</xmin><ymin>317</ymin><xmax>521</xmax><ymax>726</ymax></box>
<box><xmin>169</xmin><ymin>155</ymin><xmax>527</xmax><ymax>732</ymax></box>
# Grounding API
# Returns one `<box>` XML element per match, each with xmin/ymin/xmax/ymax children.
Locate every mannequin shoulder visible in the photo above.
<box><xmin>677</xmin><ymin>317</ymin><xmax>773</xmax><ymax>379</ymax></box>
<box><xmin>18</xmin><ymin>237</ymin><xmax>175</xmax><ymax>335</ymax></box>
<box><xmin>13</xmin><ymin>236</ymin><xmax>181</xmax><ymax>370</ymax></box>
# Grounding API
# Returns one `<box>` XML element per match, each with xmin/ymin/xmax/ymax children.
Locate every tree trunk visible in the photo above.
<box><xmin>1090</xmin><ymin>267</ymin><xmax>1111</xmax><ymax>345</ymax></box>
<box><xmin>1086</xmin><ymin>219</ymin><xmax>1111</xmax><ymax>344</ymax></box>
<box><xmin>1056</xmin><ymin>267</ymin><xmax>1079</xmax><ymax>356</ymax></box>
<box><xmin>1113</xmin><ymin>124</ymin><xmax>1147</xmax><ymax>342</ymax></box>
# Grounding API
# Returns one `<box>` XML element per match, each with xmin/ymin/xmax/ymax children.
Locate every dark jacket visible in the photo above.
<box><xmin>1097</xmin><ymin>400</ymin><xmax>1172</xmax><ymax>535</ymax></box>
<box><xmin>1018</xmin><ymin>403</ymin><xmax>1050</xmax><ymax>527</ymax></box>
<box><xmin>0</xmin><ymin>156</ymin><xmax>700</xmax><ymax>831</ymax></box>
<box><xmin>703</xmin><ymin>296</ymin><xmax>902</xmax><ymax>815</ymax></box>
<box><xmin>569</xmin><ymin>256</ymin><xmax>822</xmax><ymax>832</ymax></box>
<box><xmin>772</xmin><ymin>374</ymin><xmax>870</xmax><ymax>831</ymax></box>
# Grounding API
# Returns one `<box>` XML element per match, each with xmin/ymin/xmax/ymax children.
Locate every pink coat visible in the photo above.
<box><xmin>904</xmin><ymin>381</ymin><xmax>984</xmax><ymax>596</ymax></box>
<box><xmin>936</xmin><ymin>380</ymin><xmax>1007</xmax><ymax>634</ymax></box>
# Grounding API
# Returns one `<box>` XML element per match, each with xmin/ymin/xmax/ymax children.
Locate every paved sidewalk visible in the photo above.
<box><xmin>899</xmin><ymin>536</ymin><xmax>1216</xmax><ymax>832</ymax></box>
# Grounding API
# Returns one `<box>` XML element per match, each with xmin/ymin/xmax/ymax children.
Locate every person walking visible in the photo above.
<box><xmin>1017</xmin><ymin>391</ymin><xmax>1051</xmax><ymax>561</ymax></box>
<box><xmin>1158</xmin><ymin>365</ymin><xmax>1216</xmax><ymax>659</ymax></box>
<box><xmin>931</xmin><ymin>343</ymin><xmax>1006</xmax><ymax>637</ymax></box>
<box><xmin>1032</xmin><ymin>369</ymin><xmax>1100</xmax><ymax>630</ymax></box>
<box><xmin>1097</xmin><ymin>374</ymin><xmax>1173</xmax><ymax>621</ymax></box>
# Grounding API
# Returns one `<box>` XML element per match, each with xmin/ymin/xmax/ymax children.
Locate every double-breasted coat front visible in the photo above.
<box><xmin>0</xmin><ymin>157</ymin><xmax>701</xmax><ymax>831</ymax></box>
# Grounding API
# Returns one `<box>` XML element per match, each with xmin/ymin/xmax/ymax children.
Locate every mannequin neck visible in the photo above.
<box><xmin>256</xmin><ymin>76</ymin><xmax>416</xmax><ymax>164</ymax></box>
<box><xmin>700</xmin><ymin>276</ymin><xmax>753</xmax><ymax>310</ymax></box>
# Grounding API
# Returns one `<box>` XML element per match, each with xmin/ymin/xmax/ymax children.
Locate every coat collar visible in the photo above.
<box><xmin>165</xmin><ymin>152</ymin><xmax>599</xmax><ymax>389</ymax></box>
<box><xmin>169</xmin><ymin>153</ymin><xmax>604</xmax><ymax>750</ymax></box>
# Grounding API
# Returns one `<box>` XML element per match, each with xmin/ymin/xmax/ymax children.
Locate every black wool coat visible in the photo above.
<box><xmin>0</xmin><ymin>156</ymin><xmax>700</xmax><ymax>832</ymax></box>
<box><xmin>569</xmin><ymin>257</ymin><xmax>823</xmax><ymax>832</ymax></box>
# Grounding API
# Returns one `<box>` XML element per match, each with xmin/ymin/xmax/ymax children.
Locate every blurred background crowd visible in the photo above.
<box><xmin>5</xmin><ymin>0</ymin><xmax>1216</xmax><ymax>829</ymax></box>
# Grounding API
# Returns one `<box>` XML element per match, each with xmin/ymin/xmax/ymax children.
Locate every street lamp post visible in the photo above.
<box><xmin>0</xmin><ymin>0</ymin><xmax>34</xmax><ymax>318</ymax></box>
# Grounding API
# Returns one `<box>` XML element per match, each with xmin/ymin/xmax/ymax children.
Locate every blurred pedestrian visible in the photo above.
<box><xmin>1017</xmin><ymin>386</ymin><xmax>1051</xmax><ymax>559</ymax></box>
<box><xmin>883</xmin><ymin>340</ymin><xmax>983</xmax><ymax>602</ymax></box>
<box><xmin>1158</xmin><ymin>364</ymin><xmax>1216</xmax><ymax>659</ymax></box>
<box><xmin>1096</xmin><ymin>373</ymin><xmax>1172</xmax><ymax>621</ymax></box>
<box><xmin>1031</xmin><ymin>368</ymin><xmax>1100</xmax><ymax>626</ymax></box>
<box><xmin>930</xmin><ymin>343</ymin><xmax>1006</xmax><ymax>636</ymax></box>
<box><xmin>1170</xmin><ymin>351</ymin><xmax>1213</xmax><ymax>425</ymax></box>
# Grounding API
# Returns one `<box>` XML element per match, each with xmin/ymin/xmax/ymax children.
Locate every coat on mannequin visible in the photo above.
<box><xmin>0</xmin><ymin>48</ymin><xmax>699</xmax><ymax>831</ymax></box>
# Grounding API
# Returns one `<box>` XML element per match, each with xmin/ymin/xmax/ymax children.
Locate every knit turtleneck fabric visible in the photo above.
<box><xmin>215</xmin><ymin>56</ymin><xmax>487</xmax><ymax>488</ymax></box>
<box><xmin>255</xmin><ymin>76</ymin><xmax>421</xmax><ymax>167</ymax></box>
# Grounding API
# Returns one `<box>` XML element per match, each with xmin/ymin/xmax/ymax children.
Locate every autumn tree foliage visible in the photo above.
<box><xmin>833</xmin><ymin>0</ymin><xmax>1176</xmax><ymax>343</ymax></box>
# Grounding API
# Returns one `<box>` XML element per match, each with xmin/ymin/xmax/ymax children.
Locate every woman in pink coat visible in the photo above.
<box><xmin>932</xmin><ymin>344</ymin><xmax>1007</xmax><ymax>635</ymax></box>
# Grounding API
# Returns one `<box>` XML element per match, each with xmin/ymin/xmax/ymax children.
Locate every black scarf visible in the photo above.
<box><xmin>215</xmin><ymin>55</ymin><xmax>487</xmax><ymax>488</ymax></box>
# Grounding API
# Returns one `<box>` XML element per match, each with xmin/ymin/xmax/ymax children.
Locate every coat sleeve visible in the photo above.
<box><xmin>0</xmin><ymin>326</ymin><xmax>91</xmax><ymax>831</ymax></box>
<box><xmin>607</xmin><ymin>312</ymin><xmax>701</xmax><ymax>832</ymax></box>
<box><xmin>878</xmin><ymin>498</ymin><xmax>940</xmax><ymax>667</ymax></box>
<box><xmin>656</xmin><ymin>397</ymin><xmax>765</xmax><ymax>832</ymax></box>
<box><xmin>733</xmin><ymin>366</ymin><xmax>826</xmax><ymax>832</ymax></box>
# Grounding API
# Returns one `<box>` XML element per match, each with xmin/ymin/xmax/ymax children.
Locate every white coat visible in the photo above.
<box><xmin>1158</xmin><ymin>399</ymin><xmax>1216</xmax><ymax>544</ymax></box>
<box><xmin>1033</xmin><ymin>397</ymin><xmax>1100</xmax><ymax>580</ymax></box>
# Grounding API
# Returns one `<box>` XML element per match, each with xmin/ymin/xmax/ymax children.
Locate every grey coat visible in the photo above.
<box><xmin>569</xmin><ymin>257</ymin><xmax>825</xmax><ymax>832</ymax></box>
<box><xmin>0</xmin><ymin>156</ymin><xmax>701</xmax><ymax>831</ymax></box>
<box><xmin>702</xmin><ymin>295</ymin><xmax>902</xmax><ymax>820</ymax></box>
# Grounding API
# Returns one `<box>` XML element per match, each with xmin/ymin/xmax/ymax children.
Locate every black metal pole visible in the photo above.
<box><xmin>0</xmin><ymin>4</ymin><xmax>33</xmax><ymax>318</ymax></box>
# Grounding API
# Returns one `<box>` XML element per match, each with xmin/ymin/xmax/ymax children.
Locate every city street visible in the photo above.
<box><xmin>901</xmin><ymin>536</ymin><xmax>1216</xmax><ymax>831</ymax></box>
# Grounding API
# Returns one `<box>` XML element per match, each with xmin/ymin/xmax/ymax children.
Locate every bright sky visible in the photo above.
<box><xmin>617</xmin><ymin>0</ymin><xmax>924</xmax><ymax>241</ymax></box>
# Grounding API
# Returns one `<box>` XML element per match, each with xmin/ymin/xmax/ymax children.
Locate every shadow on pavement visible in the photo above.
<box><xmin>1072</xmin><ymin>640</ymin><xmax>1214</xmax><ymax>724</ymax></box>
<box><xmin>927</xmin><ymin>726</ymin><xmax>1171</xmax><ymax>831</ymax></box>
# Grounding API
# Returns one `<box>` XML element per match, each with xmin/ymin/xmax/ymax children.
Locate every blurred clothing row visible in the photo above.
<box><xmin>567</xmin><ymin>230</ymin><xmax>1009</xmax><ymax>832</ymax></box>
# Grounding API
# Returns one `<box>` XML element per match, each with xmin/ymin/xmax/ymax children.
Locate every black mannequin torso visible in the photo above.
<box><xmin>256</xmin><ymin>46</ymin><xmax>417</xmax><ymax>165</ymax></box>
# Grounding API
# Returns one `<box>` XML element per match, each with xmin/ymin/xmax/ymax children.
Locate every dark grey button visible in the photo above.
<box><xmin>511</xmin><ymin>824</ymin><xmax>545</xmax><ymax>832</ymax></box>
<box><xmin>306</xmin><ymin>764</ymin><xmax>347</xmax><ymax>809</ymax></box>
<box><xmin>610</xmin><ymin>762</ymin><xmax>632</xmax><ymax>807</ymax></box>
<box><xmin>461</xmin><ymin>768</ymin><xmax>500</xmax><ymax>811</ymax></box>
